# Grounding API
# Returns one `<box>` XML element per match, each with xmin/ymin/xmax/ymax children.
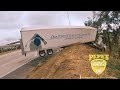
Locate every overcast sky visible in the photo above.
<box><xmin>0</xmin><ymin>11</ymin><xmax>93</xmax><ymax>46</ymax></box>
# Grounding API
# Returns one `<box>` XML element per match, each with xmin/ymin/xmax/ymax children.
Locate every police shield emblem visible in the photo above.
<box><xmin>90</xmin><ymin>59</ymin><xmax>106</xmax><ymax>75</ymax></box>
<box><xmin>89</xmin><ymin>54</ymin><xmax>109</xmax><ymax>75</ymax></box>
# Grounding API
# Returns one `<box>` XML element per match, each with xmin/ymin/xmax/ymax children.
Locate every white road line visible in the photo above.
<box><xmin>0</xmin><ymin>54</ymin><xmax>28</xmax><ymax>67</ymax></box>
<box><xmin>0</xmin><ymin>48</ymin><xmax>60</xmax><ymax>78</ymax></box>
<box><xmin>0</xmin><ymin>50</ymin><xmax>38</xmax><ymax>78</ymax></box>
<box><xmin>0</xmin><ymin>55</ymin><xmax>38</xmax><ymax>78</ymax></box>
<box><xmin>0</xmin><ymin>50</ymin><xmax>20</xmax><ymax>59</ymax></box>
<box><xmin>0</xmin><ymin>53</ymin><xmax>22</xmax><ymax>66</ymax></box>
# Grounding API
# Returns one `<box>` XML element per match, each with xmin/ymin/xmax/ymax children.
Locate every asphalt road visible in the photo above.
<box><xmin>0</xmin><ymin>48</ymin><xmax>63</xmax><ymax>79</ymax></box>
<box><xmin>0</xmin><ymin>50</ymin><xmax>38</xmax><ymax>78</ymax></box>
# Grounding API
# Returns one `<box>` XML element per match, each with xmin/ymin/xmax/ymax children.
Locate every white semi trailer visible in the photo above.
<box><xmin>20</xmin><ymin>26</ymin><xmax>97</xmax><ymax>57</ymax></box>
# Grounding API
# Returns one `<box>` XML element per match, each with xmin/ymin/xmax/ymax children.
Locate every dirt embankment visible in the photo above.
<box><xmin>26</xmin><ymin>43</ymin><xmax>114</xmax><ymax>79</ymax></box>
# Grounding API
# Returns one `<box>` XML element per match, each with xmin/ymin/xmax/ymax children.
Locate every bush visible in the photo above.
<box><xmin>118</xmin><ymin>47</ymin><xmax>120</xmax><ymax>58</ymax></box>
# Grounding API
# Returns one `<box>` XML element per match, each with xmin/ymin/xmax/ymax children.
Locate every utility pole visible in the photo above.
<box><xmin>67</xmin><ymin>11</ymin><xmax>71</xmax><ymax>26</ymax></box>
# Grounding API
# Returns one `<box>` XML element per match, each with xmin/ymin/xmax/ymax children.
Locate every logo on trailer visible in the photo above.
<box><xmin>32</xmin><ymin>34</ymin><xmax>47</xmax><ymax>46</ymax></box>
<box><xmin>24</xmin><ymin>33</ymin><xmax>47</xmax><ymax>51</ymax></box>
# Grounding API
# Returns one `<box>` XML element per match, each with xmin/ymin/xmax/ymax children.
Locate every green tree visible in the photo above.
<box><xmin>85</xmin><ymin>11</ymin><xmax>120</xmax><ymax>54</ymax></box>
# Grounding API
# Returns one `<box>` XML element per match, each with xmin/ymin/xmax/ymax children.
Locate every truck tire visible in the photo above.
<box><xmin>47</xmin><ymin>49</ymin><xmax>53</xmax><ymax>55</ymax></box>
<box><xmin>39</xmin><ymin>50</ymin><xmax>46</xmax><ymax>57</ymax></box>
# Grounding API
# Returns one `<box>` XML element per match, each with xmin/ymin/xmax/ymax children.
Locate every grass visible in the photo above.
<box><xmin>107</xmin><ymin>56</ymin><xmax>120</xmax><ymax>79</ymax></box>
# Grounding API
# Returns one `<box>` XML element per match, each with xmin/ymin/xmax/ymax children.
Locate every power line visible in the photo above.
<box><xmin>67</xmin><ymin>11</ymin><xmax>71</xmax><ymax>26</ymax></box>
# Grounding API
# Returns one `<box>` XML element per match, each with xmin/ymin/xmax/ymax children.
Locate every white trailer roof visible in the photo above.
<box><xmin>21</xmin><ymin>26</ymin><xmax>96</xmax><ymax>32</ymax></box>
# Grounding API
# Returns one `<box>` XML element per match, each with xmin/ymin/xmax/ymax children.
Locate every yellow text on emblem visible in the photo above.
<box><xmin>89</xmin><ymin>54</ymin><xmax>109</xmax><ymax>75</ymax></box>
